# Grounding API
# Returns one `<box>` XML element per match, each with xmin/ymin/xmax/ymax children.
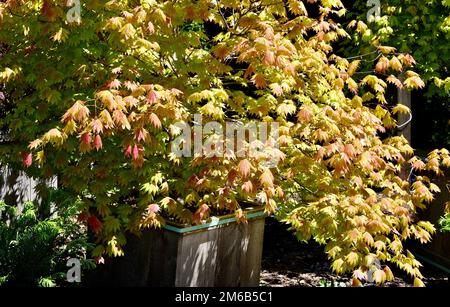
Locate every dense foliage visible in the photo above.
<box><xmin>346</xmin><ymin>0</ymin><xmax>450</xmax><ymax>86</ymax></box>
<box><xmin>342</xmin><ymin>0</ymin><xmax>450</xmax><ymax>147</ymax></box>
<box><xmin>439</xmin><ymin>213</ymin><xmax>450</xmax><ymax>232</ymax></box>
<box><xmin>0</xmin><ymin>199</ymin><xmax>93</xmax><ymax>287</ymax></box>
<box><xmin>0</xmin><ymin>0</ymin><xmax>449</xmax><ymax>286</ymax></box>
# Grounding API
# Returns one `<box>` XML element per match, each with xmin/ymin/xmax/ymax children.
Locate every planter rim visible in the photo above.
<box><xmin>163</xmin><ymin>207</ymin><xmax>266</xmax><ymax>234</ymax></box>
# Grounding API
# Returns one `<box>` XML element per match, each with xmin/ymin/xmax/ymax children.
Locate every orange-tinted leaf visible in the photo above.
<box><xmin>260</xmin><ymin>169</ymin><xmax>274</xmax><ymax>187</ymax></box>
<box><xmin>149</xmin><ymin>113</ymin><xmax>162</xmax><ymax>129</ymax></box>
<box><xmin>94</xmin><ymin>135</ymin><xmax>102</xmax><ymax>151</ymax></box>
<box><xmin>22</xmin><ymin>152</ymin><xmax>32</xmax><ymax>168</ymax></box>
<box><xmin>252</xmin><ymin>73</ymin><xmax>267</xmax><ymax>89</ymax></box>
<box><xmin>238</xmin><ymin>159</ymin><xmax>252</xmax><ymax>178</ymax></box>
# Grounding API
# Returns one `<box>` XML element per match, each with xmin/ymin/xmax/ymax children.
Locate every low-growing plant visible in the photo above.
<box><xmin>0</xmin><ymin>0</ymin><xmax>449</xmax><ymax>287</ymax></box>
<box><xmin>0</xmin><ymin>197</ymin><xmax>94</xmax><ymax>287</ymax></box>
<box><xmin>438</xmin><ymin>213</ymin><xmax>450</xmax><ymax>233</ymax></box>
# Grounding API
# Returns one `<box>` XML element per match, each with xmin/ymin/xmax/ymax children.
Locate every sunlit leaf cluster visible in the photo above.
<box><xmin>0</xmin><ymin>0</ymin><xmax>448</xmax><ymax>286</ymax></box>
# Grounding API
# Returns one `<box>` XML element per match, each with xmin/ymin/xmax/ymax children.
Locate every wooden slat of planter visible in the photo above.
<box><xmin>89</xmin><ymin>215</ymin><xmax>266</xmax><ymax>287</ymax></box>
<box><xmin>239</xmin><ymin>218</ymin><xmax>265</xmax><ymax>286</ymax></box>
<box><xmin>175</xmin><ymin>226</ymin><xmax>219</xmax><ymax>287</ymax></box>
<box><xmin>174</xmin><ymin>218</ymin><xmax>265</xmax><ymax>286</ymax></box>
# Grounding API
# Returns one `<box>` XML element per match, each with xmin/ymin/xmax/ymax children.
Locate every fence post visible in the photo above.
<box><xmin>397</xmin><ymin>87</ymin><xmax>412</xmax><ymax>143</ymax></box>
<box><xmin>397</xmin><ymin>85</ymin><xmax>412</xmax><ymax>180</ymax></box>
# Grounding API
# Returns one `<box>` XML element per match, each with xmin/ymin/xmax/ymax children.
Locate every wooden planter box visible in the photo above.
<box><xmin>414</xmin><ymin>171</ymin><xmax>450</xmax><ymax>271</ymax></box>
<box><xmin>90</xmin><ymin>208</ymin><xmax>266</xmax><ymax>287</ymax></box>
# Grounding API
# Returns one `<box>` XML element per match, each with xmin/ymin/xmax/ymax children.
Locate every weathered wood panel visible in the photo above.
<box><xmin>397</xmin><ymin>87</ymin><xmax>412</xmax><ymax>142</ymax></box>
<box><xmin>416</xmin><ymin>172</ymin><xmax>450</xmax><ymax>269</ymax></box>
<box><xmin>0</xmin><ymin>164</ymin><xmax>57</xmax><ymax>207</ymax></box>
<box><xmin>90</xmin><ymin>216</ymin><xmax>266</xmax><ymax>287</ymax></box>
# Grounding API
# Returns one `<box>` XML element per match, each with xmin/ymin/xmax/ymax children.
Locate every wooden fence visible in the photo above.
<box><xmin>0</xmin><ymin>163</ymin><xmax>57</xmax><ymax>207</ymax></box>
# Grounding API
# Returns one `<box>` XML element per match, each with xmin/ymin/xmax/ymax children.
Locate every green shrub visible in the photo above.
<box><xmin>438</xmin><ymin>213</ymin><xmax>450</xmax><ymax>233</ymax></box>
<box><xmin>0</xmin><ymin>197</ymin><xmax>94</xmax><ymax>287</ymax></box>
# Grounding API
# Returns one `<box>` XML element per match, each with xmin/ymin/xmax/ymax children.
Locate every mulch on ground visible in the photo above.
<box><xmin>260</xmin><ymin>218</ymin><xmax>449</xmax><ymax>287</ymax></box>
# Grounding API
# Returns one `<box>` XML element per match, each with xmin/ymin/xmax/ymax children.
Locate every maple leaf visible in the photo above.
<box><xmin>242</xmin><ymin>181</ymin><xmax>254</xmax><ymax>194</ymax></box>
<box><xmin>375</xmin><ymin>57</ymin><xmax>389</xmax><ymax>73</ymax></box>
<box><xmin>193</xmin><ymin>204</ymin><xmax>210</xmax><ymax>224</ymax></box>
<box><xmin>277</xmin><ymin>103</ymin><xmax>296</xmax><ymax>117</ymax></box>
<box><xmin>377</xmin><ymin>46</ymin><xmax>397</xmax><ymax>54</ymax></box>
<box><xmin>52</xmin><ymin>28</ymin><xmax>69</xmax><ymax>42</ymax></box>
<box><xmin>264</xmin><ymin>51</ymin><xmax>276</xmax><ymax>66</ymax></box>
<box><xmin>80</xmin><ymin>132</ymin><xmax>91</xmax><ymax>145</ymax></box>
<box><xmin>22</xmin><ymin>152</ymin><xmax>32</xmax><ymax>168</ymax></box>
<box><xmin>346</xmin><ymin>78</ymin><xmax>358</xmax><ymax>93</ymax></box>
<box><xmin>132</xmin><ymin>145</ymin><xmax>139</xmax><ymax>161</ymax></box>
<box><xmin>386</xmin><ymin>75</ymin><xmax>404</xmax><ymax>89</ymax></box>
<box><xmin>147</xmin><ymin>89</ymin><xmax>159</xmax><ymax>104</ymax></box>
<box><xmin>235</xmin><ymin>209</ymin><xmax>247</xmax><ymax>224</ymax></box>
<box><xmin>148</xmin><ymin>204</ymin><xmax>160</xmax><ymax>214</ymax></box>
<box><xmin>372</xmin><ymin>269</ymin><xmax>386</xmax><ymax>284</ymax></box>
<box><xmin>104</xmin><ymin>216</ymin><xmax>122</xmax><ymax>233</ymax></box>
<box><xmin>28</xmin><ymin>139</ymin><xmax>42</xmax><ymax>150</ymax></box>
<box><xmin>351</xmin><ymin>278</ymin><xmax>362</xmax><ymax>287</ymax></box>
<box><xmin>135</xmin><ymin>128</ymin><xmax>148</xmax><ymax>142</ymax></box>
<box><xmin>347</xmin><ymin>60</ymin><xmax>361</xmax><ymax>76</ymax></box>
<box><xmin>87</xmin><ymin>215</ymin><xmax>103</xmax><ymax>234</ymax></box>
<box><xmin>343</xmin><ymin>144</ymin><xmax>356</xmax><ymax>158</ymax></box>
<box><xmin>383</xmin><ymin>266</ymin><xmax>395</xmax><ymax>281</ymax></box>
<box><xmin>389</xmin><ymin>57</ymin><xmax>403</xmax><ymax>72</ymax></box>
<box><xmin>120</xmin><ymin>23</ymin><xmax>136</xmax><ymax>39</ymax></box>
<box><xmin>124</xmin><ymin>144</ymin><xmax>132</xmax><ymax>158</ymax></box>
<box><xmin>99</xmin><ymin>110</ymin><xmax>114</xmax><ymax>128</ymax></box>
<box><xmin>213</xmin><ymin>44</ymin><xmax>229</xmax><ymax>59</ymax></box>
<box><xmin>392</xmin><ymin>104</ymin><xmax>411</xmax><ymax>114</ymax></box>
<box><xmin>77</xmin><ymin>212</ymin><xmax>89</xmax><ymax>222</ymax></box>
<box><xmin>271</xmin><ymin>84</ymin><xmax>284</xmax><ymax>97</ymax></box>
<box><xmin>42</xmin><ymin>128</ymin><xmax>63</xmax><ymax>145</ymax></box>
<box><xmin>288</xmin><ymin>0</ymin><xmax>308</xmax><ymax>16</ymax></box>
<box><xmin>345</xmin><ymin>252</ymin><xmax>359</xmax><ymax>267</ymax></box>
<box><xmin>227</xmin><ymin>169</ymin><xmax>238</xmax><ymax>184</ymax></box>
<box><xmin>94</xmin><ymin>135</ymin><xmax>103</xmax><ymax>151</ymax></box>
<box><xmin>398</xmin><ymin>54</ymin><xmax>416</xmax><ymax>66</ymax></box>
<box><xmin>347</xmin><ymin>229</ymin><xmax>360</xmax><ymax>242</ymax></box>
<box><xmin>260</xmin><ymin>169</ymin><xmax>274</xmax><ymax>187</ymax></box>
<box><xmin>297</xmin><ymin>106</ymin><xmax>313</xmax><ymax>122</ymax></box>
<box><xmin>91</xmin><ymin>118</ymin><xmax>103</xmax><ymax>134</ymax></box>
<box><xmin>404</xmin><ymin>76</ymin><xmax>425</xmax><ymax>89</ymax></box>
<box><xmin>107</xmin><ymin>79</ymin><xmax>121</xmax><ymax>90</ymax></box>
<box><xmin>363</xmin><ymin>232</ymin><xmax>374</xmax><ymax>246</ymax></box>
<box><xmin>252</xmin><ymin>74</ymin><xmax>267</xmax><ymax>89</ymax></box>
<box><xmin>243</xmin><ymin>65</ymin><xmax>256</xmax><ymax>79</ymax></box>
<box><xmin>95</xmin><ymin>257</ymin><xmax>105</xmax><ymax>265</ymax></box>
<box><xmin>148</xmin><ymin>113</ymin><xmax>162</xmax><ymax>129</ymax></box>
<box><xmin>331</xmin><ymin>258</ymin><xmax>345</xmax><ymax>274</ymax></box>
<box><xmin>146</xmin><ymin>20</ymin><xmax>155</xmax><ymax>33</ymax></box>
<box><xmin>113</xmin><ymin>110</ymin><xmax>131</xmax><ymax>130</ymax></box>
<box><xmin>96</xmin><ymin>91</ymin><xmax>116</xmax><ymax>110</ymax></box>
<box><xmin>124</xmin><ymin>81</ymin><xmax>138</xmax><ymax>91</ymax></box>
<box><xmin>238</xmin><ymin>159</ymin><xmax>252</xmax><ymax>178</ymax></box>
<box><xmin>413</xmin><ymin>278</ymin><xmax>425</xmax><ymax>287</ymax></box>
<box><xmin>62</xmin><ymin>101</ymin><xmax>90</xmax><ymax>122</ymax></box>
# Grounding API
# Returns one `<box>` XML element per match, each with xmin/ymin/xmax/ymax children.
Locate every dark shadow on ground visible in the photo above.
<box><xmin>260</xmin><ymin>217</ymin><xmax>449</xmax><ymax>287</ymax></box>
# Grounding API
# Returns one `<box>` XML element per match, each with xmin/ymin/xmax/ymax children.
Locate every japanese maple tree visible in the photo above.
<box><xmin>0</xmin><ymin>0</ymin><xmax>449</xmax><ymax>286</ymax></box>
